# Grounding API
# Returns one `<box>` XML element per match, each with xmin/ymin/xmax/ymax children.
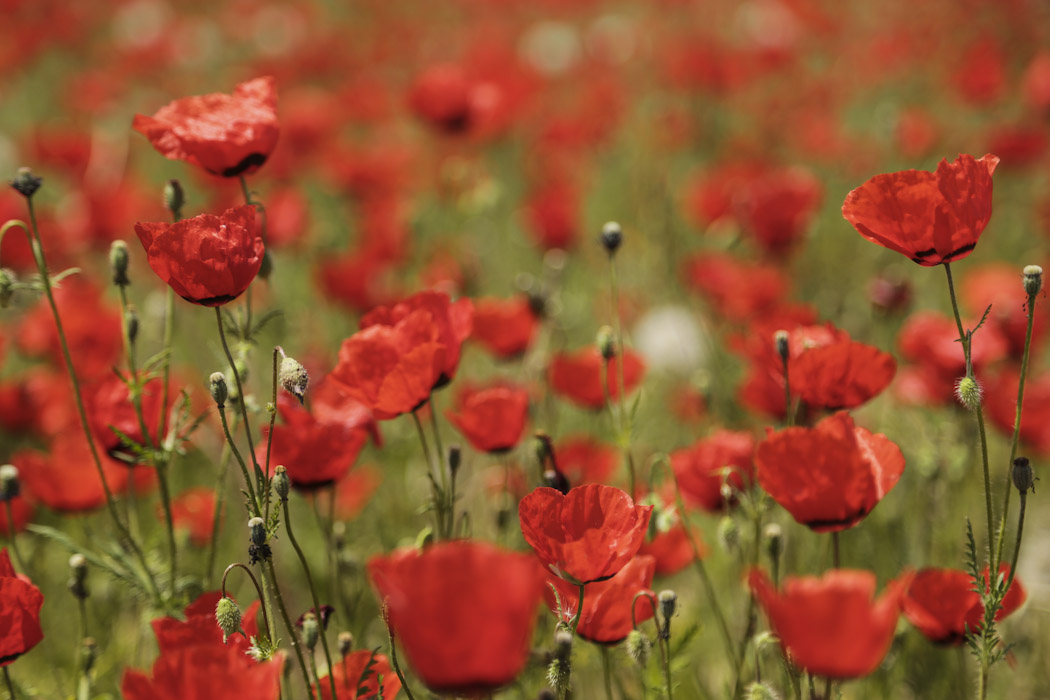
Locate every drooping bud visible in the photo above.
<box><xmin>11</xmin><ymin>167</ymin><xmax>42</xmax><ymax>199</ymax></box>
<box><xmin>68</xmin><ymin>553</ymin><xmax>89</xmax><ymax>601</ymax></box>
<box><xmin>209</xmin><ymin>372</ymin><xmax>229</xmax><ymax>407</ymax></box>
<box><xmin>624</xmin><ymin>628</ymin><xmax>651</xmax><ymax>666</ymax></box>
<box><xmin>110</xmin><ymin>240</ymin><xmax>130</xmax><ymax>287</ymax></box>
<box><xmin>0</xmin><ymin>268</ymin><xmax>15</xmax><ymax>308</ymax></box>
<box><xmin>600</xmin><ymin>221</ymin><xmax>623</xmax><ymax>255</ymax></box>
<box><xmin>299</xmin><ymin>612</ymin><xmax>319</xmax><ymax>651</ymax></box>
<box><xmin>278</xmin><ymin>352</ymin><xmax>309</xmax><ymax>404</ymax></box>
<box><xmin>773</xmin><ymin>330</ymin><xmax>790</xmax><ymax>362</ymax></box>
<box><xmin>597</xmin><ymin>325</ymin><xmax>617</xmax><ymax>360</ymax></box>
<box><xmin>338</xmin><ymin>631</ymin><xmax>353</xmax><ymax>657</ymax></box>
<box><xmin>1023</xmin><ymin>265</ymin><xmax>1043</xmax><ymax>297</ymax></box>
<box><xmin>125</xmin><ymin>306</ymin><xmax>140</xmax><ymax>345</ymax></box>
<box><xmin>215</xmin><ymin>596</ymin><xmax>243</xmax><ymax>643</ymax></box>
<box><xmin>954</xmin><ymin>376</ymin><xmax>982</xmax><ymax>411</ymax></box>
<box><xmin>0</xmin><ymin>464</ymin><xmax>20</xmax><ymax>501</ymax></box>
<box><xmin>273</xmin><ymin>465</ymin><xmax>291</xmax><ymax>501</ymax></box>
<box><xmin>164</xmin><ymin>179</ymin><xmax>185</xmax><ymax>217</ymax></box>
<box><xmin>718</xmin><ymin>515</ymin><xmax>739</xmax><ymax>552</ymax></box>
<box><xmin>248</xmin><ymin>517</ymin><xmax>266</xmax><ymax>546</ymax></box>
<box><xmin>1012</xmin><ymin>456</ymin><xmax>1036</xmax><ymax>494</ymax></box>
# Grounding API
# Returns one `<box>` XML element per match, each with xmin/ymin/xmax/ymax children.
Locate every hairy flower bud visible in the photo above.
<box><xmin>1023</xmin><ymin>265</ymin><xmax>1043</xmax><ymax>297</ymax></box>
<box><xmin>80</xmin><ymin>638</ymin><xmax>98</xmax><ymax>675</ymax></box>
<box><xmin>1012</xmin><ymin>456</ymin><xmax>1036</xmax><ymax>494</ymax></box>
<box><xmin>215</xmin><ymin>596</ymin><xmax>243</xmax><ymax>643</ymax></box>
<box><xmin>448</xmin><ymin>445</ymin><xmax>462</xmax><ymax>478</ymax></box>
<box><xmin>600</xmin><ymin>221</ymin><xmax>623</xmax><ymax>255</ymax></box>
<box><xmin>11</xmin><ymin>167</ymin><xmax>42</xmax><ymax>199</ymax></box>
<box><xmin>658</xmin><ymin>589</ymin><xmax>678</xmax><ymax>621</ymax></box>
<box><xmin>745</xmin><ymin>682</ymin><xmax>781</xmax><ymax>700</ymax></box>
<box><xmin>279</xmin><ymin>353</ymin><xmax>309</xmax><ymax>404</ymax></box>
<box><xmin>0</xmin><ymin>268</ymin><xmax>15</xmax><ymax>308</ymax></box>
<box><xmin>955</xmin><ymin>376</ymin><xmax>982</xmax><ymax>411</ymax></box>
<box><xmin>110</xmin><ymin>240</ymin><xmax>130</xmax><ymax>287</ymax></box>
<box><xmin>209</xmin><ymin>372</ymin><xmax>229</xmax><ymax>407</ymax></box>
<box><xmin>0</xmin><ymin>464</ymin><xmax>20</xmax><ymax>501</ymax></box>
<box><xmin>273</xmin><ymin>465</ymin><xmax>290</xmax><ymax>501</ymax></box>
<box><xmin>625</xmin><ymin>628</ymin><xmax>651</xmax><ymax>666</ymax></box>
<box><xmin>125</xmin><ymin>306</ymin><xmax>139</xmax><ymax>345</ymax></box>
<box><xmin>718</xmin><ymin>516</ymin><xmax>739</xmax><ymax>552</ymax></box>
<box><xmin>763</xmin><ymin>523</ymin><xmax>783</xmax><ymax>563</ymax></box>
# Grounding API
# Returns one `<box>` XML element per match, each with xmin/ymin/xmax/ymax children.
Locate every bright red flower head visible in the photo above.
<box><xmin>791</xmin><ymin>340</ymin><xmax>897</xmax><ymax>410</ymax></box>
<box><xmin>89</xmin><ymin>374</ymin><xmax>172</xmax><ymax>464</ymax></box>
<box><xmin>134</xmin><ymin>205</ymin><xmax>264</xmax><ymax>306</ymax></box>
<box><xmin>368</xmin><ymin>541</ymin><xmax>544</xmax><ymax>695</ymax></box>
<box><xmin>986</xmin><ymin>368</ymin><xmax>1050</xmax><ymax>454</ymax></box>
<box><xmin>842</xmin><ymin>153</ymin><xmax>999</xmax><ymax>266</ymax></box>
<box><xmin>518</xmin><ymin>483</ymin><xmax>653</xmax><ymax>584</ymax></box>
<box><xmin>316</xmin><ymin>649</ymin><xmax>401</xmax><ymax>700</ymax></box>
<box><xmin>548</xmin><ymin>348</ymin><xmax>645</xmax><ymax>410</ymax></box>
<box><xmin>544</xmin><ymin>555</ymin><xmax>656</xmax><ymax>644</ymax></box>
<box><xmin>0</xmin><ymin>549</ymin><xmax>44</xmax><ymax>666</ymax></box>
<box><xmin>446</xmin><ymin>384</ymin><xmax>530</xmax><ymax>454</ymax></box>
<box><xmin>471</xmin><ymin>296</ymin><xmax>539</xmax><ymax>359</ymax></box>
<box><xmin>750</xmin><ymin>568</ymin><xmax>904</xmax><ymax>679</ymax></box>
<box><xmin>755</xmin><ymin>412</ymin><xmax>905</xmax><ymax>532</ymax></box>
<box><xmin>408</xmin><ymin>64</ymin><xmax>490</xmax><ymax>135</ymax></box>
<box><xmin>736</xmin><ymin>166</ymin><xmax>822</xmax><ymax>256</ymax></box>
<box><xmin>13</xmin><ymin>437</ymin><xmax>142</xmax><ymax>513</ymax></box>
<box><xmin>671</xmin><ymin>429</ymin><xmax>755</xmax><ymax>512</ymax></box>
<box><xmin>133</xmin><ymin>76</ymin><xmax>279</xmax><ymax>177</ymax></box>
<box><xmin>902</xmin><ymin>565</ymin><xmax>1026</xmax><ymax>646</ymax></box>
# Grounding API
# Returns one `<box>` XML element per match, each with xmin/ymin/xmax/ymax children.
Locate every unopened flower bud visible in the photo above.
<box><xmin>543</xmin><ymin>469</ymin><xmax>570</xmax><ymax>495</ymax></box>
<box><xmin>554</xmin><ymin>629</ymin><xmax>573</xmax><ymax>657</ymax></box>
<box><xmin>216</xmin><ymin>596</ymin><xmax>243</xmax><ymax>643</ymax></box>
<box><xmin>338</xmin><ymin>631</ymin><xmax>353</xmax><ymax>657</ymax></box>
<box><xmin>600</xmin><ymin>221</ymin><xmax>623</xmax><ymax>255</ymax></box>
<box><xmin>955</xmin><ymin>376</ymin><xmax>982</xmax><ymax>411</ymax></box>
<box><xmin>0</xmin><ymin>464</ymin><xmax>20</xmax><ymax>501</ymax></box>
<box><xmin>658</xmin><ymin>589</ymin><xmax>677</xmax><ymax>621</ymax></box>
<box><xmin>110</xmin><ymin>240</ymin><xmax>130</xmax><ymax>287</ymax></box>
<box><xmin>279</xmin><ymin>353</ymin><xmax>309</xmax><ymax>404</ymax></box>
<box><xmin>209</xmin><ymin>372</ymin><xmax>229</xmax><ymax>407</ymax></box>
<box><xmin>68</xmin><ymin>553</ymin><xmax>89</xmax><ymax>600</ymax></box>
<box><xmin>1012</xmin><ymin>456</ymin><xmax>1036</xmax><ymax>494</ymax></box>
<box><xmin>745</xmin><ymin>681</ymin><xmax>781</xmax><ymax>700</ymax></box>
<box><xmin>248</xmin><ymin>517</ymin><xmax>266</xmax><ymax>546</ymax></box>
<box><xmin>448</xmin><ymin>445</ymin><xmax>462</xmax><ymax>478</ymax></box>
<box><xmin>774</xmin><ymin>330</ymin><xmax>790</xmax><ymax>362</ymax></box>
<box><xmin>164</xmin><ymin>179</ymin><xmax>185</xmax><ymax>216</ymax></box>
<box><xmin>1023</xmin><ymin>265</ymin><xmax>1043</xmax><ymax>297</ymax></box>
<box><xmin>80</xmin><ymin>638</ymin><xmax>98</xmax><ymax>674</ymax></box>
<box><xmin>719</xmin><ymin>482</ymin><xmax>734</xmax><ymax>503</ymax></box>
<box><xmin>125</xmin><ymin>306</ymin><xmax>139</xmax><ymax>345</ymax></box>
<box><xmin>625</xmin><ymin>628</ymin><xmax>651</xmax><ymax>666</ymax></box>
<box><xmin>300</xmin><ymin>612</ymin><xmax>319</xmax><ymax>651</ymax></box>
<box><xmin>597</xmin><ymin>325</ymin><xmax>616</xmax><ymax>360</ymax></box>
<box><xmin>11</xmin><ymin>167</ymin><xmax>42</xmax><ymax>199</ymax></box>
<box><xmin>718</xmin><ymin>516</ymin><xmax>739</xmax><ymax>552</ymax></box>
<box><xmin>764</xmin><ymin>523</ymin><xmax>783</xmax><ymax>562</ymax></box>
<box><xmin>273</xmin><ymin>465</ymin><xmax>290</xmax><ymax>501</ymax></box>
<box><xmin>0</xmin><ymin>268</ymin><xmax>15</xmax><ymax>308</ymax></box>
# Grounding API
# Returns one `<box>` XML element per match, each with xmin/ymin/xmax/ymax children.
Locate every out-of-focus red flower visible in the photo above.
<box><xmin>88</xmin><ymin>374</ymin><xmax>170</xmax><ymax>464</ymax></box>
<box><xmin>0</xmin><ymin>548</ymin><xmax>44</xmax><ymax>666</ymax></box>
<box><xmin>986</xmin><ymin>368</ymin><xmax>1050</xmax><ymax>453</ymax></box>
<box><xmin>682</xmin><ymin>252</ymin><xmax>788</xmax><ymax>321</ymax></box>
<box><xmin>264</xmin><ymin>186</ymin><xmax>310</xmax><ymax>249</ymax></box>
<box><xmin>0</xmin><ymin>496</ymin><xmax>33</xmax><ymax>538</ymax></box>
<box><xmin>895</xmin><ymin>108</ymin><xmax>938</xmax><ymax>160</ymax></box>
<box><xmin>791</xmin><ymin>340</ymin><xmax>896</xmax><ymax>410</ymax></box>
<box><xmin>682</xmin><ymin>162</ymin><xmax>768</xmax><ymax>230</ymax></box>
<box><xmin>259</xmin><ymin>394</ymin><xmax>368</xmax><ymax>489</ymax></box>
<box><xmin>1022</xmin><ymin>51</ymin><xmax>1050</xmax><ymax>114</ymax></box>
<box><xmin>152</xmin><ymin>592</ymin><xmax>259</xmax><ymax>655</ymax></box>
<box><xmin>446</xmin><ymin>384</ymin><xmax>530</xmax><ymax>454</ymax></box>
<box><xmin>953</xmin><ymin>40</ymin><xmax>1005</xmax><ymax>105</ymax></box>
<box><xmin>902</xmin><ymin>565</ymin><xmax>1026</xmax><ymax>645</ymax></box>
<box><xmin>134</xmin><ymin>205</ymin><xmax>265</xmax><ymax>307</ymax></box>
<box><xmin>755</xmin><ymin>412</ymin><xmax>905</xmax><ymax>532</ymax></box>
<box><xmin>360</xmin><ymin>290</ymin><xmax>473</xmax><ymax>389</ymax></box>
<box><xmin>842</xmin><ymin>153</ymin><xmax>999</xmax><ymax>266</ymax></box>
<box><xmin>984</xmin><ymin>124</ymin><xmax>1047</xmax><ymax>168</ymax></box>
<box><xmin>868</xmin><ymin>275</ymin><xmax>913</xmax><ymax>315</ymax></box>
<box><xmin>408</xmin><ymin>64</ymin><xmax>498</xmax><ymax>136</ymax></box>
<box><xmin>962</xmin><ymin>263</ymin><xmax>1048</xmax><ymax>358</ymax></box>
<box><xmin>133</xmin><ymin>76</ymin><xmax>279</xmax><ymax>177</ymax></box>
<box><xmin>368</xmin><ymin>541</ymin><xmax>544</xmax><ymax>695</ymax></box>
<box><xmin>548</xmin><ymin>348</ymin><xmax>645</xmax><ymax>410</ymax></box>
<box><xmin>328</xmin><ymin>465</ymin><xmax>381</xmax><ymax>521</ymax></box>
<box><xmin>544</xmin><ymin>555</ymin><xmax>656</xmax><ymax>644</ymax></box>
<box><xmin>169</xmin><ymin>488</ymin><xmax>217</xmax><ymax>547</ymax></box>
<box><xmin>671</xmin><ymin>429</ymin><xmax>755</xmax><ymax>512</ymax></box>
<box><xmin>317</xmin><ymin>250</ymin><xmax>394</xmax><ymax>314</ymax></box>
<box><xmin>736</xmin><ymin>166</ymin><xmax>822</xmax><ymax>256</ymax></box>
<box><xmin>523</xmin><ymin>181</ymin><xmax>579</xmax><ymax>251</ymax></box>
<box><xmin>13</xmin><ymin>436</ymin><xmax>141</xmax><ymax>513</ymax></box>
<box><xmin>316</xmin><ymin>649</ymin><xmax>401</xmax><ymax>700</ymax></box>
<box><xmin>519</xmin><ymin>483</ymin><xmax>653</xmax><ymax>584</ymax></box>
<box><xmin>750</xmin><ymin>568</ymin><xmax>904</xmax><ymax>679</ymax></box>
<box><xmin>553</xmin><ymin>437</ymin><xmax>618</xmax><ymax>487</ymax></box>
<box><xmin>471</xmin><ymin>296</ymin><xmax>539</xmax><ymax>359</ymax></box>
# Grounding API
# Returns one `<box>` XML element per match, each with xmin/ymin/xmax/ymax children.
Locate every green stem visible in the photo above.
<box><xmin>659</xmin><ymin>636</ymin><xmax>674</xmax><ymax>700</ymax></box>
<box><xmin>427</xmin><ymin>394</ymin><xmax>451</xmax><ymax>537</ymax></box>
<box><xmin>264</xmin><ymin>347</ymin><xmax>279</xmax><ymax>525</ymax></box>
<box><xmin>205</xmin><ymin>432</ymin><xmax>235</xmax><ymax>584</ymax></box>
<box><xmin>3</xmin><ymin>667</ymin><xmax>14</xmax><ymax>699</ymax></box>
<box><xmin>600</xmin><ymin>646</ymin><xmax>615</xmax><ymax>700</ymax></box>
<box><xmin>3</xmin><ymin>501</ymin><xmax>26</xmax><ymax>572</ymax></box>
<box><xmin>215</xmin><ymin>307</ymin><xmax>267</xmax><ymax>496</ymax></box>
<box><xmin>221</xmin><ymin>563</ymin><xmax>273</xmax><ymax>647</ymax></box>
<box><xmin>411</xmin><ymin>409</ymin><xmax>447</xmax><ymax>538</ymax></box>
<box><xmin>607</xmin><ymin>256</ymin><xmax>636</xmax><ymax>496</ymax></box>
<box><xmin>1005</xmin><ymin>492</ymin><xmax>1027</xmax><ymax>595</ymax></box>
<box><xmin>217</xmin><ymin>404</ymin><xmax>260</xmax><ymax>514</ymax></box>
<box><xmin>385</xmin><ymin>617</ymin><xmax>418</xmax><ymax>700</ymax></box>
<box><xmin>263</xmin><ymin>559</ymin><xmax>317</xmax><ymax>700</ymax></box>
<box><xmin>832</xmin><ymin>531</ymin><xmax>840</xmax><ymax>569</ymax></box>
<box><xmin>572</xmin><ymin>583</ymin><xmax>586</xmax><ymax>634</ymax></box>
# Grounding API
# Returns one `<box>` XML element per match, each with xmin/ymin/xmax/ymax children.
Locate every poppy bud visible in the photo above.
<box><xmin>554</xmin><ymin>629</ymin><xmax>573</xmax><ymax>654</ymax></box>
<box><xmin>164</xmin><ymin>179</ymin><xmax>185</xmax><ymax>217</ymax></box>
<box><xmin>273</xmin><ymin>465</ymin><xmax>290</xmax><ymax>501</ymax></box>
<box><xmin>10</xmin><ymin>167</ymin><xmax>42</xmax><ymax>199</ymax></box>
<box><xmin>718</xmin><ymin>516</ymin><xmax>739</xmax><ymax>552</ymax></box>
<box><xmin>448</xmin><ymin>445</ymin><xmax>462</xmax><ymax>478</ymax></box>
<box><xmin>543</xmin><ymin>469</ymin><xmax>570</xmax><ymax>495</ymax></box>
<box><xmin>625</xmin><ymin>628</ymin><xmax>651</xmax><ymax>666</ymax></box>
<box><xmin>68</xmin><ymin>553</ymin><xmax>89</xmax><ymax>600</ymax></box>
<box><xmin>745</xmin><ymin>682</ymin><xmax>781</xmax><ymax>700</ymax></box>
<box><xmin>600</xmin><ymin>221</ymin><xmax>623</xmax><ymax>255</ymax></box>
<box><xmin>1012</xmin><ymin>457</ymin><xmax>1036</xmax><ymax>494</ymax></box>
<box><xmin>0</xmin><ymin>464</ymin><xmax>20</xmax><ymax>501</ymax></box>
<box><xmin>0</xmin><ymin>268</ymin><xmax>15</xmax><ymax>308</ymax></box>
<box><xmin>125</xmin><ymin>306</ymin><xmax>140</xmax><ymax>345</ymax></box>
<box><xmin>80</xmin><ymin>638</ymin><xmax>98</xmax><ymax>675</ymax></box>
<box><xmin>215</xmin><ymin>595</ymin><xmax>243</xmax><ymax>643</ymax></box>
<box><xmin>764</xmin><ymin>523</ymin><xmax>783</xmax><ymax>563</ymax></box>
<box><xmin>300</xmin><ymin>611</ymin><xmax>319</xmax><ymax>651</ymax></box>
<box><xmin>658</xmin><ymin>589</ymin><xmax>678</xmax><ymax>622</ymax></box>
<box><xmin>110</xmin><ymin>240</ymin><xmax>130</xmax><ymax>287</ymax></box>
<box><xmin>719</xmin><ymin>482</ymin><xmax>734</xmax><ymax>503</ymax></box>
<box><xmin>1024</xmin><ymin>265</ymin><xmax>1043</xmax><ymax>297</ymax></box>
<box><xmin>337</xmin><ymin>631</ymin><xmax>353</xmax><ymax>657</ymax></box>
<box><xmin>597</xmin><ymin>325</ymin><xmax>617</xmax><ymax>361</ymax></box>
<box><xmin>248</xmin><ymin>516</ymin><xmax>266</xmax><ymax>546</ymax></box>
<box><xmin>954</xmin><ymin>376</ymin><xmax>982</xmax><ymax>411</ymax></box>
<box><xmin>774</xmin><ymin>330</ymin><xmax>790</xmax><ymax>362</ymax></box>
<box><xmin>209</xmin><ymin>372</ymin><xmax>229</xmax><ymax>407</ymax></box>
<box><xmin>279</xmin><ymin>353</ymin><xmax>309</xmax><ymax>404</ymax></box>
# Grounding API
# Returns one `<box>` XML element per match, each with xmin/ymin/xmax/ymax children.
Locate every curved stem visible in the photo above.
<box><xmin>215</xmin><ymin>308</ymin><xmax>266</xmax><ymax>496</ymax></box>
<box><xmin>572</xmin><ymin>583</ymin><xmax>586</xmax><ymax>634</ymax></box>
<box><xmin>263</xmin><ymin>559</ymin><xmax>316</xmax><ymax>700</ymax></box>
<box><xmin>221</xmin><ymin>562</ymin><xmax>273</xmax><ymax>646</ymax></box>
<box><xmin>384</xmin><ymin>611</ymin><xmax>418</xmax><ymax>700</ymax></box>
<box><xmin>205</xmin><ymin>430</ymin><xmax>234</xmax><ymax>584</ymax></box>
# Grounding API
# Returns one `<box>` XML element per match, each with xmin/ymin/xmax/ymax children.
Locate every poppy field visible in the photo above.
<box><xmin>2</xmin><ymin>0</ymin><xmax>1050</xmax><ymax>698</ymax></box>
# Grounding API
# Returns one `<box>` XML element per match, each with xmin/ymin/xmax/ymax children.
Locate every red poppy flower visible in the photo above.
<box><xmin>89</xmin><ymin>374</ymin><xmax>171</xmax><ymax>464</ymax></box>
<box><xmin>151</xmin><ymin>592</ymin><xmax>260</xmax><ymax>655</ymax></box>
<box><xmin>169</xmin><ymin>488</ymin><xmax>217</xmax><ymax>547</ymax></box>
<box><xmin>133</xmin><ymin>76</ymin><xmax>279</xmax><ymax>177</ymax></box>
<box><xmin>902</xmin><ymin>566</ymin><xmax>1026</xmax><ymax>645</ymax></box>
<box><xmin>360</xmin><ymin>290</ymin><xmax>473</xmax><ymax>388</ymax></box>
<box><xmin>316</xmin><ymin>649</ymin><xmax>401</xmax><ymax>700</ymax></box>
<box><xmin>0</xmin><ymin>497</ymin><xmax>33</xmax><ymax>538</ymax></box>
<box><xmin>791</xmin><ymin>340</ymin><xmax>897</xmax><ymax>410</ymax></box>
<box><xmin>258</xmin><ymin>394</ymin><xmax>368</xmax><ymax>488</ymax></box>
<box><xmin>962</xmin><ymin>263</ymin><xmax>1048</xmax><ymax>359</ymax></box>
<box><xmin>755</xmin><ymin>412</ymin><xmax>905</xmax><ymax>532</ymax></box>
<box><xmin>328</xmin><ymin>465</ymin><xmax>381</xmax><ymax>521</ymax></box>
<box><xmin>986</xmin><ymin>368</ymin><xmax>1050</xmax><ymax>453</ymax></box>
<box><xmin>134</xmin><ymin>205</ymin><xmax>265</xmax><ymax>306</ymax></box>
<box><xmin>553</xmin><ymin>437</ymin><xmax>618</xmax><ymax>487</ymax></box>
<box><xmin>368</xmin><ymin>541</ymin><xmax>545</xmax><ymax>695</ymax></box>
<box><xmin>13</xmin><ymin>437</ymin><xmax>138</xmax><ymax>513</ymax></box>
<box><xmin>518</xmin><ymin>483</ymin><xmax>653</xmax><ymax>584</ymax></box>
<box><xmin>671</xmin><ymin>430</ymin><xmax>755</xmax><ymax>512</ymax></box>
<box><xmin>544</xmin><ymin>555</ymin><xmax>656</xmax><ymax>644</ymax></box>
<box><xmin>548</xmin><ymin>348</ymin><xmax>646</xmax><ymax>410</ymax></box>
<box><xmin>842</xmin><ymin>153</ymin><xmax>999</xmax><ymax>266</ymax></box>
<box><xmin>523</xmin><ymin>181</ymin><xmax>579</xmax><ymax>251</ymax></box>
<box><xmin>471</xmin><ymin>296</ymin><xmax>539</xmax><ymax>359</ymax></box>
<box><xmin>446</xmin><ymin>384</ymin><xmax>530</xmax><ymax>454</ymax></box>
<box><xmin>735</xmin><ymin>166</ymin><xmax>822</xmax><ymax>256</ymax></box>
<box><xmin>408</xmin><ymin>64</ymin><xmax>492</xmax><ymax>135</ymax></box>
<box><xmin>682</xmin><ymin>252</ymin><xmax>788</xmax><ymax>321</ymax></box>
<box><xmin>749</xmin><ymin>568</ymin><xmax>904</xmax><ymax>679</ymax></box>
<box><xmin>0</xmin><ymin>548</ymin><xmax>43</xmax><ymax>666</ymax></box>
<box><xmin>639</xmin><ymin>520</ymin><xmax>706</xmax><ymax>576</ymax></box>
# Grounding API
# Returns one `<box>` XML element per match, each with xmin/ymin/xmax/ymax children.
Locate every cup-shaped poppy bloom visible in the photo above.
<box><xmin>842</xmin><ymin>153</ymin><xmax>999</xmax><ymax>266</ymax></box>
<box><xmin>749</xmin><ymin>568</ymin><xmax>905</xmax><ymax>679</ymax></box>
<box><xmin>518</xmin><ymin>483</ymin><xmax>653</xmax><ymax>584</ymax></box>
<box><xmin>446</xmin><ymin>384</ymin><xmax>529</xmax><ymax>454</ymax></box>
<box><xmin>902</xmin><ymin>566</ymin><xmax>1026</xmax><ymax>645</ymax></box>
<box><xmin>548</xmin><ymin>348</ymin><xmax>646</xmax><ymax>410</ymax></box>
<box><xmin>133</xmin><ymin>76</ymin><xmax>279</xmax><ymax>177</ymax></box>
<box><xmin>544</xmin><ymin>555</ymin><xmax>656</xmax><ymax>644</ymax></box>
<box><xmin>671</xmin><ymin>429</ymin><xmax>755</xmax><ymax>512</ymax></box>
<box><xmin>791</xmin><ymin>339</ymin><xmax>897</xmax><ymax>410</ymax></box>
<box><xmin>316</xmin><ymin>649</ymin><xmax>401</xmax><ymax>700</ymax></box>
<box><xmin>755</xmin><ymin>412</ymin><xmax>905</xmax><ymax>532</ymax></box>
<box><xmin>471</xmin><ymin>296</ymin><xmax>539</xmax><ymax>359</ymax></box>
<box><xmin>367</xmin><ymin>541</ymin><xmax>545</xmax><ymax>695</ymax></box>
<box><xmin>0</xmin><ymin>549</ymin><xmax>44</xmax><ymax>666</ymax></box>
<box><xmin>134</xmin><ymin>205</ymin><xmax>265</xmax><ymax>306</ymax></box>
<box><xmin>360</xmin><ymin>290</ymin><xmax>473</xmax><ymax>388</ymax></box>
